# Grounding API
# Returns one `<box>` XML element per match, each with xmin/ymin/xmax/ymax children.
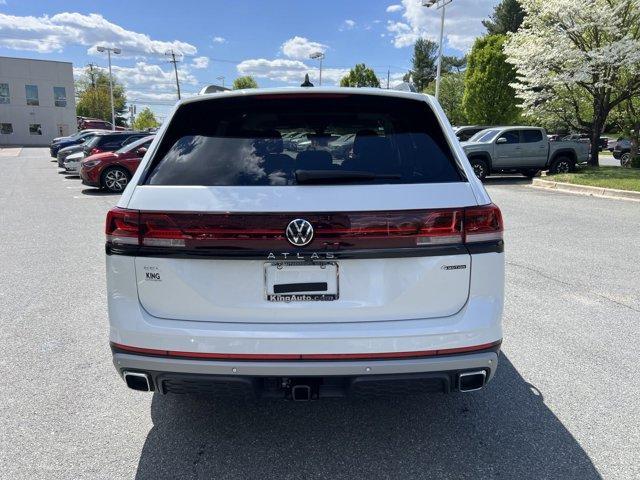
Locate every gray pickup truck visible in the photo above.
<box><xmin>460</xmin><ymin>126</ymin><xmax>590</xmax><ymax>180</ymax></box>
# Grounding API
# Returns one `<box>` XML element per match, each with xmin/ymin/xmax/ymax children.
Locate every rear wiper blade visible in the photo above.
<box><xmin>295</xmin><ymin>170</ymin><xmax>401</xmax><ymax>184</ymax></box>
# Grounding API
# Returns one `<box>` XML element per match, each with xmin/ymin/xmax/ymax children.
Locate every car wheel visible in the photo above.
<box><xmin>621</xmin><ymin>152</ymin><xmax>632</xmax><ymax>167</ymax></box>
<box><xmin>470</xmin><ymin>159</ymin><xmax>488</xmax><ymax>180</ymax></box>
<box><xmin>521</xmin><ymin>168</ymin><xmax>540</xmax><ymax>178</ymax></box>
<box><xmin>102</xmin><ymin>167</ymin><xmax>130</xmax><ymax>193</ymax></box>
<box><xmin>549</xmin><ymin>157</ymin><xmax>574</xmax><ymax>174</ymax></box>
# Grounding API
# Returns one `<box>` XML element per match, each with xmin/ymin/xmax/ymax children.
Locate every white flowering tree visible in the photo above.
<box><xmin>504</xmin><ymin>0</ymin><xmax>640</xmax><ymax>166</ymax></box>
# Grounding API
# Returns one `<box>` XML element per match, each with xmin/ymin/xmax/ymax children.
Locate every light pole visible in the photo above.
<box><xmin>96</xmin><ymin>46</ymin><xmax>121</xmax><ymax>130</ymax></box>
<box><xmin>216</xmin><ymin>76</ymin><xmax>225</xmax><ymax>88</ymax></box>
<box><xmin>309</xmin><ymin>52</ymin><xmax>325</xmax><ymax>86</ymax></box>
<box><xmin>422</xmin><ymin>0</ymin><xmax>452</xmax><ymax>100</ymax></box>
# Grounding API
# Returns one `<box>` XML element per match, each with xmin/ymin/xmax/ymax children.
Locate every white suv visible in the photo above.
<box><xmin>106</xmin><ymin>87</ymin><xmax>504</xmax><ymax>400</ymax></box>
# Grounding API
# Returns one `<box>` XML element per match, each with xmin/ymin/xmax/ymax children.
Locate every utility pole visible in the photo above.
<box><xmin>129</xmin><ymin>103</ymin><xmax>136</xmax><ymax>129</ymax></box>
<box><xmin>86</xmin><ymin>63</ymin><xmax>98</xmax><ymax>88</ymax></box>
<box><xmin>96</xmin><ymin>46</ymin><xmax>121</xmax><ymax>130</ymax></box>
<box><xmin>166</xmin><ymin>50</ymin><xmax>182</xmax><ymax>100</ymax></box>
<box><xmin>216</xmin><ymin>76</ymin><xmax>225</xmax><ymax>88</ymax></box>
<box><xmin>387</xmin><ymin>68</ymin><xmax>390</xmax><ymax>89</ymax></box>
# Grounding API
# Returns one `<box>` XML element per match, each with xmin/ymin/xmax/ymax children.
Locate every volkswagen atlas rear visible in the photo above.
<box><xmin>106</xmin><ymin>88</ymin><xmax>504</xmax><ymax>400</ymax></box>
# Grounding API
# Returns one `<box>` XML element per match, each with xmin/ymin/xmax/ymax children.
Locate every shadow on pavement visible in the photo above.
<box><xmin>80</xmin><ymin>188</ymin><xmax>120</xmax><ymax>197</ymax></box>
<box><xmin>135</xmin><ymin>355</ymin><xmax>600</xmax><ymax>479</ymax></box>
<box><xmin>483</xmin><ymin>175</ymin><xmax>534</xmax><ymax>186</ymax></box>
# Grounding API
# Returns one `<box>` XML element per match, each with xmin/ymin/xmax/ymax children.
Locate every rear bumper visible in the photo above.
<box><xmin>113</xmin><ymin>349</ymin><xmax>499</xmax><ymax>397</ymax></box>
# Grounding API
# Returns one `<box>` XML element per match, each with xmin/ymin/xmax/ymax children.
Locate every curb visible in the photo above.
<box><xmin>532</xmin><ymin>178</ymin><xmax>640</xmax><ymax>201</ymax></box>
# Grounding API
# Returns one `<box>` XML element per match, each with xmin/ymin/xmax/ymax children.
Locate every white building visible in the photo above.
<box><xmin>0</xmin><ymin>56</ymin><xmax>77</xmax><ymax>146</ymax></box>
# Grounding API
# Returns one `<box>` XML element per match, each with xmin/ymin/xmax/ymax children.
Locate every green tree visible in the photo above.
<box><xmin>482</xmin><ymin>0</ymin><xmax>525</xmax><ymax>35</ymax></box>
<box><xmin>463</xmin><ymin>35</ymin><xmax>519</xmax><ymax>125</ymax></box>
<box><xmin>424</xmin><ymin>72</ymin><xmax>468</xmax><ymax>126</ymax></box>
<box><xmin>232</xmin><ymin>76</ymin><xmax>258</xmax><ymax>89</ymax></box>
<box><xmin>407</xmin><ymin>38</ymin><xmax>438</xmax><ymax>91</ymax></box>
<box><xmin>442</xmin><ymin>55</ymin><xmax>467</xmax><ymax>74</ymax></box>
<box><xmin>75</xmin><ymin>67</ymin><xmax>127</xmax><ymax>126</ymax></box>
<box><xmin>131</xmin><ymin>107</ymin><xmax>159</xmax><ymax>131</ymax></box>
<box><xmin>505</xmin><ymin>0</ymin><xmax>640</xmax><ymax>166</ymax></box>
<box><xmin>340</xmin><ymin>63</ymin><xmax>380</xmax><ymax>88</ymax></box>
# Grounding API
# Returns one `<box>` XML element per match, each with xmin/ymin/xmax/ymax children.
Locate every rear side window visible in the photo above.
<box><xmin>144</xmin><ymin>94</ymin><xmax>464</xmax><ymax>186</ymax></box>
<box><xmin>500</xmin><ymin>131</ymin><xmax>520</xmax><ymax>144</ymax></box>
<box><xmin>522</xmin><ymin>130</ymin><xmax>543</xmax><ymax>143</ymax></box>
<box><xmin>95</xmin><ymin>134</ymin><xmax>126</xmax><ymax>147</ymax></box>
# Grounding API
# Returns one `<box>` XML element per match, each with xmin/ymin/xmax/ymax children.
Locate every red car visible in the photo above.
<box><xmin>77</xmin><ymin>116</ymin><xmax>126</xmax><ymax>131</ymax></box>
<box><xmin>80</xmin><ymin>135</ymin><xmax>154</xmax><ymax>192</ymax></box>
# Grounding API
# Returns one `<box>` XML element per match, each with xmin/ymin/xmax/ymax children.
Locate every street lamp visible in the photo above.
<box><xmin>96</xmin><ymin>46</ymin><xmax>121</xmax><ymax>130</ymax></box>
<box><xmin>216</xmin><ymin>76</ymin><xmax>225</xmax><ymax>88</ymax></box>
<box><xmin>309</xmin><ymin>52</ymin><xmax>325</xmax><ymax>86</ymax></box>
<box><xmin>422</xmin><ymin>0</ymin><xmax>452</xmax><ymax>100</ymax></box>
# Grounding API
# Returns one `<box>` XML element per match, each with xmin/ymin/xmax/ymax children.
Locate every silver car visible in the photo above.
<box><xmin>57</xmin><ymin>144</ymin><xmax>85</xmax><ymax>168</ymax></box>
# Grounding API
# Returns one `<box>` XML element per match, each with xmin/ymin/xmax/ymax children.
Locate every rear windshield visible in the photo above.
<box><xmin>144</xmin><ymin>94</ymin><xmax>464</xmax><ymax>186</ymax></box>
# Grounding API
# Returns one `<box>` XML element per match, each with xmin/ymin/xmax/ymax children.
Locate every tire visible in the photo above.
<box><xmin>101</xmin><ymin>166</ymin><xmax>131</xmax><ymax>193</ymax></box>
<box><xmin>469</xmin><ymin>158</ymin><xmax>489</xmax><ymax>180</ymax></box>
<box><xmin>549</xmin><ymin>156</ymin><xmax>574</xmax><ymax>174</ymax></box>
<box><xmin>621</xmin><ymin>152</ymin><xmax>632</xmax><ymax>168</ymax></box>
<box><xmin>521</xmin><ymin>168</ymin><xmax>540</xmax><ymax>178</ymax></box>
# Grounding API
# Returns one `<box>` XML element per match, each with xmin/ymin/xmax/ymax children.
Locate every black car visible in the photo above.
<box><xmin>561</xmin><ymin>134</ymin><xmax>608</xmax><ymax>151</ymax></box>
<box><xmin>82</xmin><ymin>132</ymin><xmax>149</xmax><ymax>156</ymax></box>
<box><xmin>612</xmin><ymin>139</ymin><xmax>633</xmax><ymax>166</ymax></box>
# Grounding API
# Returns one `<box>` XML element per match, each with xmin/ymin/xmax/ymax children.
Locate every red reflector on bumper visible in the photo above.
<box><xmin>110</xmin><ymin>341</ymin><xmax>501</xmax><ymax>361</ymax></box>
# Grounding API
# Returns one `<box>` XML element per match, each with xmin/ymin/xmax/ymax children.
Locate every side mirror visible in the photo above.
<box><xmin>136</xmin><ymin>147</ymin><xmax>148</xmax><ymax>156</ymax></box>
<box><xmin>496</xmin><ymin>137</ymin><xmax>507</xmax><ymax>144</ymax></box>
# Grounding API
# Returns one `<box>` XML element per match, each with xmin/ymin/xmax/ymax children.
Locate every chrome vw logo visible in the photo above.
<box><xmin>285</xmin><ymin>219</ymin><xmax>314</xmax><ymax>246</ymax></box>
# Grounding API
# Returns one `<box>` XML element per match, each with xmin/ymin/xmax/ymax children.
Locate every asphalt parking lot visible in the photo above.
<box><xmin>1</xmin><ymin>147</ymin><xmax>639</xmax><ymax>479</ymax></box>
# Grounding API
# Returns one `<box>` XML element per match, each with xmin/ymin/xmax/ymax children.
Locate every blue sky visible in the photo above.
<box><xmin>0</xmin><ymin>0</ymin><xmax>498</xmax><ymax>119</ymax></box>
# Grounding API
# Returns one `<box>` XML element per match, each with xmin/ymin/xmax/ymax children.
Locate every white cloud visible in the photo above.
<box><xmin>112</xmin><ymin>62</ymin><xmax>198</xmax><ymax>88</ymax></box>
<box><xmin>74</xmin><ymin>61</ymin><xmax>198</xmax><ymax>98</ymax></box>
<box><xmin>386</xmin><ymin>21</ymin><xmax>420</xmax><ymax>48</ymax></box>
<box><xmin>0</xmin><ymin>12</ymin><xmax>197</xmax><ymax>55</ymax></box>
<box><xmin>212</xmin><ymin>36</ymin><xmax>226</xmax><ymax>44</ymax></box>
<box><xmin>342</xmin><ymin>19</ymin><xmax>356</xmax><ymax>30</ymax></box>
<box><xmin>191</xmin><ymin>56</ymin><xmax>209</xmax><ymax>69</ymax></box>
<box><xmin>386</xmin><ymin>5</ymin><xmax>402</xmax><ymax>13</ymax></box>
<box><xmin>280</xmin><ymin>36</ymin><xmax>327</xmax><ymax>60</ymax></box>
<box><xmin>237</xmin><ymin>58</ymin><xmax>347</xmax><ymax>85</ymax></box>
<box><xmin>386</xmin><ymin>0</ymin><xmax>497</xmax><ymax>52</ymax></box>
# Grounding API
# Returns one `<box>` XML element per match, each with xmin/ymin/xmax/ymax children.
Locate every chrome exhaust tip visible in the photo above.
<box><xmin>291</xmin><ymin>384</ymin><xmax>312</xmax><ymax>401</ymax></box>
<box><xmin>123</xmin><ymin>371</ymin><xmax>152</xmax><ymax>392</ymax></box>
<box><xmin>458</xmin><ymin>370</ymin><xmax>487</xmax><ymax>392</ymax></box>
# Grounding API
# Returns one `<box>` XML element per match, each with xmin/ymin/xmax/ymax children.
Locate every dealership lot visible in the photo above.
<box><xmin>1</xmin><ymin>148</ymin><xmax>639</xmax><ymax>479</ymax></box>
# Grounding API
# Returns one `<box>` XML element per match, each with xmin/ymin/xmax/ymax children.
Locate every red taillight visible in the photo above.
<box><xmin>90</xmin><ymin>148</ymin><xmax>102</xmax><ymax>155</ymax></box>
<box><xmin>464</xmin><ymin>204</ymin><xmax>503</xmax><ymax>243</ymax></box>
<box><xmin>105</xmin><ymin>208</ymin><xmax>139</xmax><ymax>245</ymax></box>
<box><xmin>105</xmin><ymin>206</ymin><xmax>502</xmax><ymax>250</ymax></box>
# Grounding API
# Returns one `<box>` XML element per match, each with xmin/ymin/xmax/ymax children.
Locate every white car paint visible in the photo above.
<box><xmin>63</xmin><ymin>151</ymin><xmax>84</xmax><ymax>173</ymax></box>
<box><xmin>107</xmin><ymin>87</ymin><xmax>504</xmax><ymax>394</ymax></box>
